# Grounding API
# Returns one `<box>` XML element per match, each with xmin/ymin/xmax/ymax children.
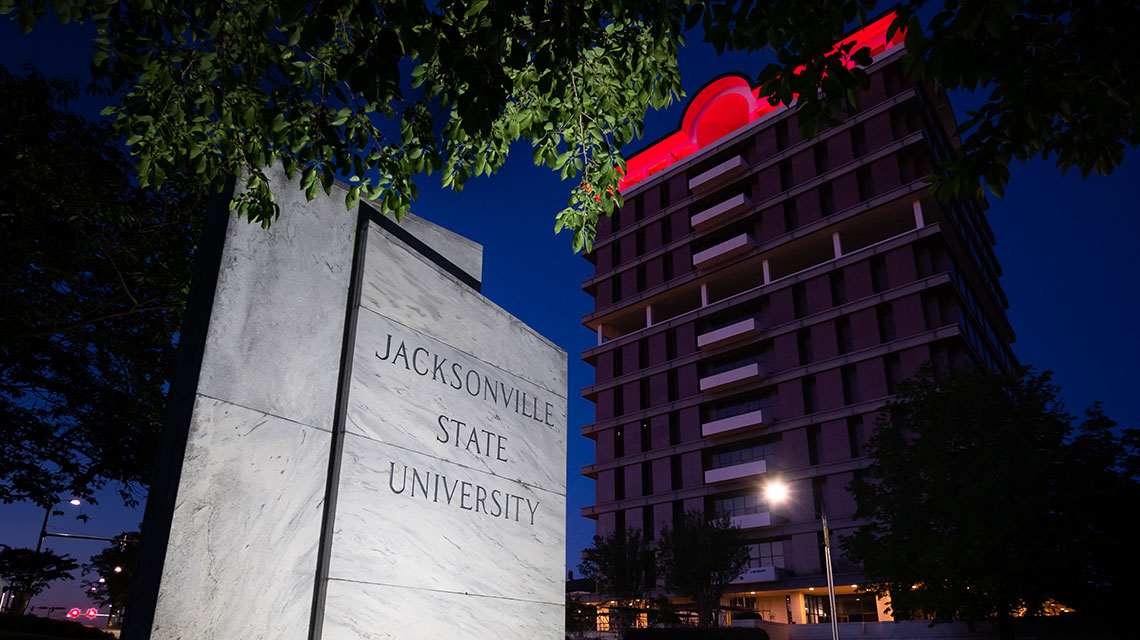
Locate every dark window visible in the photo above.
<box><xmin>611</xmin><ymin>210</ymin><xmax>622</xmax><ymax>234</ymax></box>
<box><xmin>847</xmin><ymin>416</ymin><xmax>864</xmax><ymax>458</ymax></box>
<box><xmin>922</xmin><ymin>292</ymin><xmax>940</xmax><ymax>330</ymax></box>
<box><xmin>851</xmin><ymin>123</ymin><xmax>868</xmax><ymax>157</ymax></box>
<box><xmin>779</xmin><ymin>161</ymin><xmax>794</xmax><ymax>191</ymax></box>
<box><xmin>802</xmin><ymin>375</ymin><xmax>818</xmax><ymax>415</ymax></box>
<box><xmin>639</xmin><ymin>379</ymin><xmax>650</xmax><ymax>410</ymax></box>
<box><xmin>611</xmin><ymin>241</ymin><xmax>622</xmax><ymax>268</ymax></box>
<box><xmin>776</xmin><ymin>120</ymin><xmax>790</xmax><ymax>151</ymax></box>
<box><xmin>636</xmin><ymin>228</ymin><xmax>646</xmax><ymax>255</ymax></box>
<box><xmin>613</xmin><ymin>348</ymin><xmax>624</xmax><ymax>377</ymax></box>
<box><xmin>807</xmin><ymin>424</ymin><xmax>822</xmax><ymax>465</ymax></box>
<box><xmin>662</xmin><ymin>253</ymin><xmax>674</xmax><ymax>281</ymax></box>
<box><xmin>829</xmin><ymin>270</ymin><xmax>847</xmax><ymax>306</ymax></box>
<box><xmin>811</xmin><ymin>476</ymin><xmax>826</xmax><ymax>517</ymax></box>
<box><xmin>914</xmin><ymin>244</ymin><xmax>934</xmax><ymax>278</ymax></box>
<box><xmin>876</xmin><ymin>303</ymin><xmax>896</xmax><ymax>343</ymax></box>
<box><xmin>667</xmin><ymin>370</ymin><xmax>679</xmax><ymax>402</ymax></box>
<box><xmin>793</xmin><ymin>283</ymin><xmax>808</xmax><ymax>319</ymax></box>
<box><xmin>661</xmin><ymin>217</ymin><xmax>672</xmax><ymax>244</ymax></box>
<box><xmin>870</xmin><ymin>255</ymin><xmax>888</xmax><ymax>293</ymax></box>
<box><xmin>670</xmin><ymin>455</ymin><xmax>682</xmax><ymax>490</ymax></box>
<box><xmin>614</xmin><ymin>388</ymin><xmax>625</xmax><ymax>418</ymax></box>
<box><xmin>797</xmin><ymin>328</ymin><xmax>814</xmax><ymax>366</ymax></box>
<box><xmin>835</xmin><ymin>316</ymin><xmax>853</xmax><ymax>355</ymax></box>
<box><xmin>634</xmin><ymin>196</ymin><xmax>645</xmax><ymax>221</ymax></box>
<box><xmin>668</xmin><ymin>411</ymin><xmax>680</xmax><ymax>445</ymax></box>
<box><xmin>636</xmin><ymin>264</ymin><xmax>647</xmax><ymax>293</ymax></box>
<box><xmin>665</xmin><ymin>330</ymin><xmax>677</xmax><ymax>360</ymax></box>
<box><xmin>614</xmin><ymin>466</ymin><xmax>625</xmax><ymax>500</ymax></box>
<box><xmin>856</xmin><ymin>167</ymin><xmax>874</xmax><ymax>202</ymax></box>
<box><xmin>820</xmin><ymin>182</ymin><xmax>836</xmax><ymax>216</ymax></box>
<box><xmin>814</xmin><ymin>143</ymin><xmax>830</xmax><ymax>176</ymax></box>
<box><xmin>659</xmin><ymin>182</ymin><xmax>671</xmax><ymax>208</ymax></box>
<box><xmin>672</xmin><ymin>500</ymin><xmax>684</xmax><ymax>524</ymax></box>
<box><xmin>638</xmin><ymin>340</ymin><xmax>649</xmax><ymax>369</ymax></box>
<box><xmin>642</xmin><ymin>462</ymin><xmax>653</xmax><ymax>497</ymax></box>
<box><xmin>885</xmin><ymin>354</ymin><xmax>903</xmax><ymax>395</ymax></box>
<box><xmin>783</xmin><ymin>199</ymin><xmax>798</xmax><ymax>233</ymax></box>
<box><xmin>642</xmin><ymin>505</ymin><xmax>654</xmax><ymax>539</ymax></box>
<box><xmin>611</xmin><ymin>275</ymin><xmax>622</xmax><ymax>304</ymax></box>
<box><xmin>710</xmin><ymin>441</ymin><xmax>775</xmax><ymax>470</ymax></box>
<box><xmin>841</xmin><ymin>365</ymin><xmax>859</xmax><ymax>405</ymax></box>
<box><xmin>640</xmin><ymin>420</ymin><xmax>651</xmax><ymax>453</ymax></box>
<box><xmin>614</xmin><ymin>426</ymin><xmax>625</xmax><ymax>457</ymax></box>
<box><xmin>615</xmin><ymin>508</ymin><xmax>626</xmax><ymax>533</ymax></box>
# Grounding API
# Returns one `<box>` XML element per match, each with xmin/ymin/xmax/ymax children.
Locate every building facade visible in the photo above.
<box><xmin>579</xmin><ymin>14</ymin><xmax>1017</xmax><ymax>626</ymax></box>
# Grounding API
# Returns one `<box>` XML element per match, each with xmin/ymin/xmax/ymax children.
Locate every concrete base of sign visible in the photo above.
<box><xmin>125</xmin><ymin>166</ymin><xmax>566</xmax><ymax>640</ymax></box>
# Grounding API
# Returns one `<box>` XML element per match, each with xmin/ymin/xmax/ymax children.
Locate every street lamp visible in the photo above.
<box><xmin>36</xmin><ymin>499</ymin><xmax>81</xmax><ymax>553</ymax></box>
<box><xmin>763</xmin><ymin>479</ymin><xmax>840</xmax><ymax>640</ymax></box>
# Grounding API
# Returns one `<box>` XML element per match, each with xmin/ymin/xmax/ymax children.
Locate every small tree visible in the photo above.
<box><xmin>845</xmin><ymin>365</ymin><xmax>1138</xmax><ymax>640</ymax></box>
<box><xmin>82</xmin><ymin>532</ymin><xmax>137</xmax><ymax>621</ymax></box>
<box><xmin>657</xmin><ymin>511</ymin><xmax>748</xmax><ymax>628</ymax></box>
<box><xmin>0</xmin><ymin>546</ymin><xmax>79</xmax><ymax>615</ymax></box>
<box><xmin>578</xmin><ymin>528</ymin><xmax>655</xmax><ymax>639</ymax></box>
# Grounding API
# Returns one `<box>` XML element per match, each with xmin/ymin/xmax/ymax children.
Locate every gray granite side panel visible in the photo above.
<box><xmin>195</xmin><ymin>165</ymin><xmax>357</xmax><ymax>431</ymax></box>
<box><xmin>150</xmin><ymin>397</ymin><xmax>329</xmax><ymax>640</ymax></box>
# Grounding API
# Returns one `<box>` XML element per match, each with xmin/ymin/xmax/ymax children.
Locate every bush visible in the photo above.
<box><xmin>626</xmin><ymin>628</ymin><xmax>769</xmax><ymax>640</ymax></box>
<box><xmin>0</xmin><ymin>614</ymin><xmax>115</xmax><ymax>639</ymax></box>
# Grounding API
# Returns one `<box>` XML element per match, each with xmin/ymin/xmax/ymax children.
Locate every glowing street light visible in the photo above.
<box><xmin>113</xmin><ymin>566</ymin><xmax>122</xmax><ymax>573</ymax></box>
<box><xmin>763</xmin><ymin>479</ymin><xmax>840</xmax><ymax>640</ymax></box>
<box><xmin>36</xmin><ymin>499</ymin><xmax>81</xmax><ymax>553</ymax></box>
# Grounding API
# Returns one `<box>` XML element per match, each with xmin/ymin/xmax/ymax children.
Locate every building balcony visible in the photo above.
<box><xmin>729</xmin><ymin>512</ymin><xmax>771</xmax><ymax>530</ymax></box>
<box><xmin>701</xmin><ymin>409</ymin><xmax>766</xmax><ymax>437</ymax></box>
<box><xmin>689</xmin><ymin>155</ymin><xmax>749</xmax><ymax>194</ymax></box>
<box><xmin>692</xmin><ymin>233</ymin><xmax>755</xmax><ymax>270</ymax></box>
<box><xmin>697</xmin><ymin>317</ymin><xmax>761</xmax><ymax>350</ymax></box>
<box><xmin>699</xmin><ymin>363</ymin><xmax>763</xmax><ymax>393</ymax></box>
<box><xmin>704</xmin><ymin>459</ymin><xmax>767</xmax><ymax>484</ymax></box>
<box><xmin>730</xmin><ymin>566</ymin><xmax>785</xmax><ymax>585</ymax></box>
<box><xmin>691</xmin><ymin>193</ymin><xmax>751</xmax><ymax>230</ymax></box>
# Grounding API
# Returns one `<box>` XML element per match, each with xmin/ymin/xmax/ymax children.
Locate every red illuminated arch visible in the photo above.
<box><xmin>618</xmin><ymin>12</ymin><xmax>904</xmax><ymax>191</ymax></box>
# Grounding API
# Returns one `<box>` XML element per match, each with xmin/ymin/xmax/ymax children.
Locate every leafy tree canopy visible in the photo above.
<box><xmin>0</xmin><ymin>65</ymin><xmax>204</xmax><ymax>509</ymax></box>
<box><xmin>578</xmin><ymin>527</ymin><xmax>655</xmax><ymax>638</ymax></box>
<box><xmin>0</xmin><ymin>546</ymin><xmax>79</xmax><ymax>615</ymax></box>
<box><xmin>656</xmin><ymin>511</ymin><xmax>748</xmax><ymax>628</ymax></box>
<box><xmin>4</xmin><ymin>0</ymin><xmax>1137</xmax><ymax>251</ymax></box>
<box><xmin>844</xmin><ymin>365</ymin><xmax>1138</xmax><ymax>638</ymax></box>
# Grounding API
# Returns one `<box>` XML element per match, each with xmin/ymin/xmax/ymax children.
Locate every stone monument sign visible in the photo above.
<box><xmin>124</xmin><ymin>167</ymin><xmax>567</xmax><ymax>640</ymax></box>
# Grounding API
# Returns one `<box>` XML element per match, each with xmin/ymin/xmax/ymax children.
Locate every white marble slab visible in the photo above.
<box><xmin>347</xmin><ymin>307</ymin><xmax>566</xmax><ymax>493</ymax></box>
<box><xmin>321</xmin><ymin>578</ymin><xmax>564</xmax><ymax>640</ymax></box>
<box><xmin>395</xmin><ymin>211</ymin><xmax>484</xmax><ymax>284</ymax></box>
<box><xmin>196</xmin><ymin>164</ymin><xmax>356</xmax><ymax>432</ymax></box>
<box><xmin>151</xmin><ymin>395</ymin><xmax>329</xmax><ymax>640</ymax></box>
<box><xmin>360</xmin><ymin>223</ymin><xmax>567</xmax><ymax>398</ymax></box>
<box><xmin>328</xmin><ymin>431</ymin><xmax>565</xmax><ymax>603</ymax></box>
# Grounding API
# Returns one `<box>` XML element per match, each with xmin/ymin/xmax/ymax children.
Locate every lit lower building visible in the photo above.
<box><xmin>578</xmin><ymin>12</ymin><xmax>1017</xmax><ymax>626</ymax></box>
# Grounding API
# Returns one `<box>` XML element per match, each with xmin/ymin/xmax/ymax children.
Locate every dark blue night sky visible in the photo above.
<box><xmin>2</xmin><ymin>13</ymin><xmax>1137</xmax><ymax>613</ymax></box>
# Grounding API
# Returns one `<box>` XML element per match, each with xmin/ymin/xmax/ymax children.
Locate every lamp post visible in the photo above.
<box><xmin>764</xmin><ymin>480</ymin><xmax>840</xmax><ymax>640</ymax></box>
<box><xmin>36</xmin><ymin>499</ymin><xmax>81</xmax><ymax>553</ymax></box>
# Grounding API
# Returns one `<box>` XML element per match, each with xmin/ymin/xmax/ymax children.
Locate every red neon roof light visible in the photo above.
<box><xmin>619</xmin><ymin>12</ymin><xmax>904</xmax><ymax>191</ymax></box>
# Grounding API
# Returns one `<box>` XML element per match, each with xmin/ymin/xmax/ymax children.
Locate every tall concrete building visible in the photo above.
<box><xmin>579</xmin><ymin>14</ymin><xmax>1017</xmax><ymax>625</ymax></box>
